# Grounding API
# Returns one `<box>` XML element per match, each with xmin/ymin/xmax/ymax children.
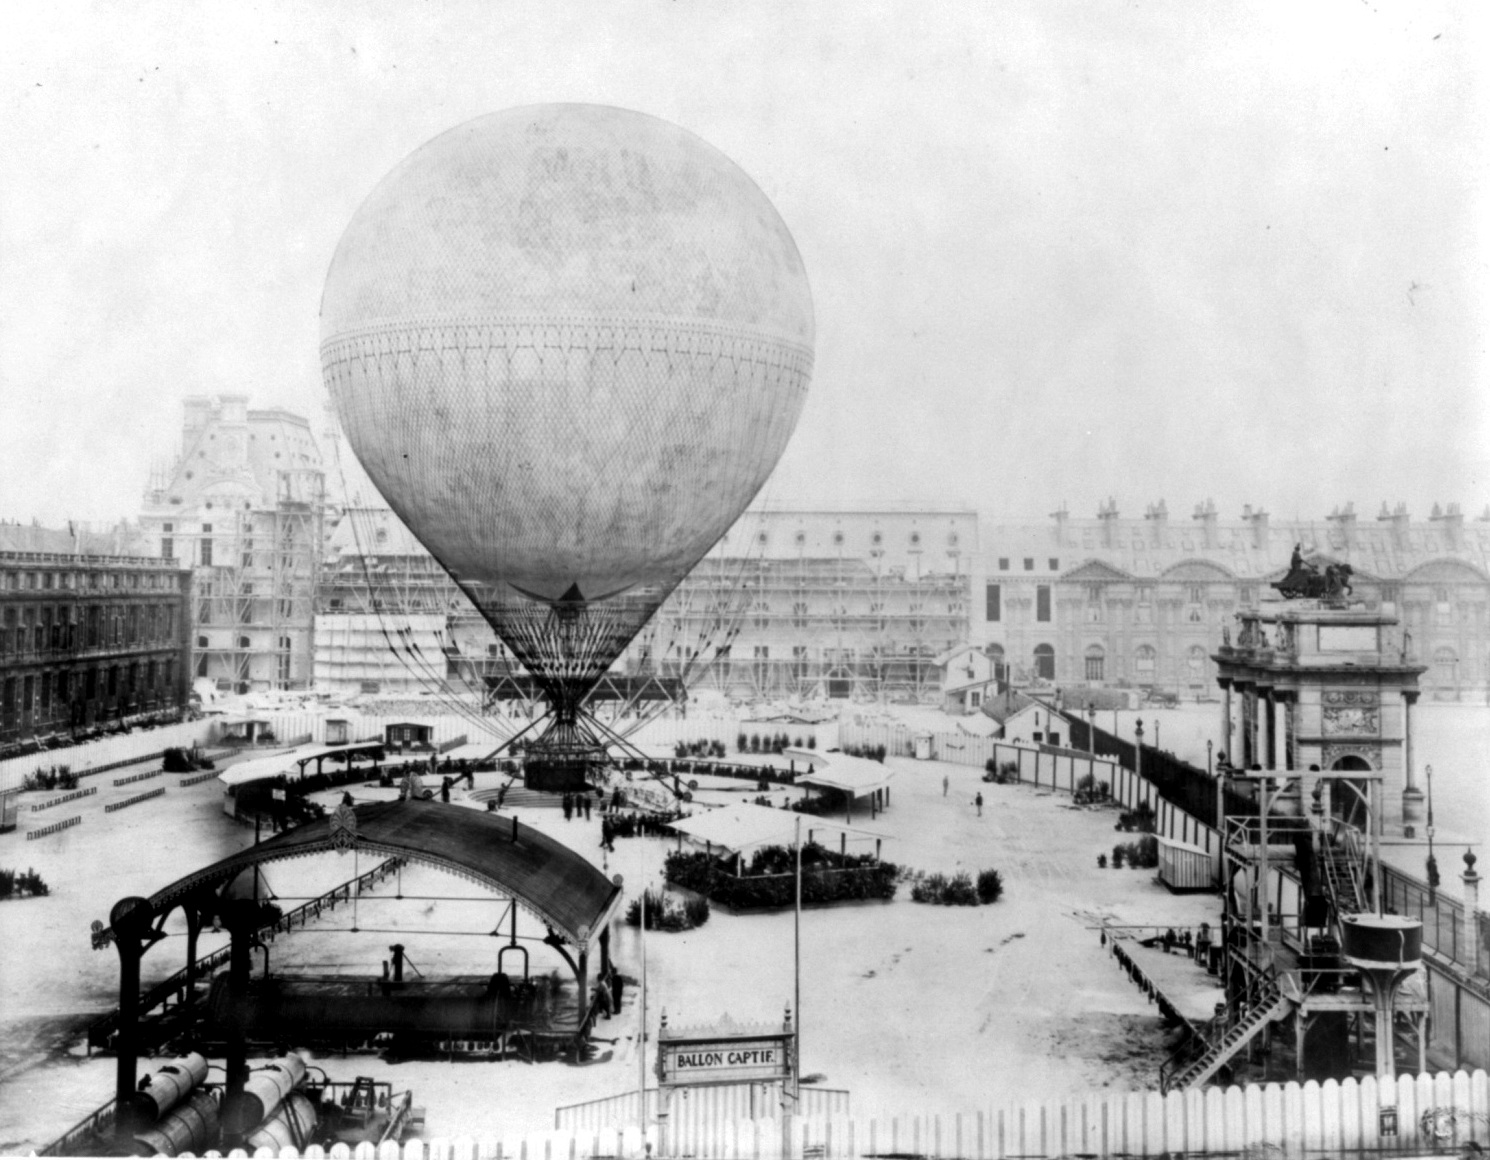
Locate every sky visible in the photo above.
<box><xmin>2</xmin><ymin>1</ymin><xmax>1486</xmax><ymax>529</ymax></box>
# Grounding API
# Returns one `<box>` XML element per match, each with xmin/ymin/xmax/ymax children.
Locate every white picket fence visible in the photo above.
<box><xmin>179</xmin><ymin>1069</ymin><xmax>1490</xmax><ymax>1158</ymax></box>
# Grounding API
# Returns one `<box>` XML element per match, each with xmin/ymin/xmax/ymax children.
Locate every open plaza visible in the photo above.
<box><xmin>0</xmin><ymin>693</ymin><xmax>1485</xmax><ymax>1154</ymax></box>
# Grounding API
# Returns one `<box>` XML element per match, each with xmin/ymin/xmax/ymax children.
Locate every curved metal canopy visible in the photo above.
<box><xmin>129</xmin><ymin>800</ymin><xmax>621</xmax><ymax>948</ymax></box>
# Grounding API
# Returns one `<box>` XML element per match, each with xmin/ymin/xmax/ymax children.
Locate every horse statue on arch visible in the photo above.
<box><xmin>1272</xmin><ymin>549</ymin><xmax>1353</xmax><ymax>600</ymax></box>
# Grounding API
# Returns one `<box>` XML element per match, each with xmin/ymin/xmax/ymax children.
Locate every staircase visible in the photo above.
<box><xmin>1163</xmin><ymin>969</ymin><xmax>1291</xmax><ymax>1091</ymax></box>
<box><xmin>1320</xmin><ymin>840</ymin><xmax>1364</xmax><ymax>921</ymax></box>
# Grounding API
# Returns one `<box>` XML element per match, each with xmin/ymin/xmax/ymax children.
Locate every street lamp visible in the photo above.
<box><xmin>1426</xmin><ymin>763</ymin><xmax>1439</xmax><ymax>904</ymax></box>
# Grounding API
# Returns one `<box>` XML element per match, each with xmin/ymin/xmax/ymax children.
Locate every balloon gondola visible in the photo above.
<box><xmin>321</xmin><ymin>105</ymin><xmax>814</xmax><ymax>791</ymax></box>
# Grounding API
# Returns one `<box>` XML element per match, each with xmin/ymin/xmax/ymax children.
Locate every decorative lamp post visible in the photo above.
<box><xmin>1425</xmin><ymin>764</ymin><xmax>1438</xmax><ymax>905</ymax></box>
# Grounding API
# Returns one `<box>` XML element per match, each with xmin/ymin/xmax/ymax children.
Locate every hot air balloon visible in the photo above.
<box><xmin>321</xmin><ymin>105</ymin><xmax>814</xmax><ymax>789</ymax></box>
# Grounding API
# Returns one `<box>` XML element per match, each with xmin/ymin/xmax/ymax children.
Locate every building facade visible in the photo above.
<box><xmin>978</xmin><ymin>501</ymin><xmax>1490</xmax><ymax>702</ymax></box>
<box><xmin>138</xmin><ymin>395</ymin><xmax>326</xmax><ymax>693</ymax></box>
<box><xmin>0</xmin><ymin>532</ymin><xmax>191</xmax><ymax>755</ymax></box>
<box><xmin>623</xmin><ymin>509</ymin><xmax>979</xmax><ymax>702</ymax></box>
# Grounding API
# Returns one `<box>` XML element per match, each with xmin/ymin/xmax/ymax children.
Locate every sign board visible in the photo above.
<box><xmin>1379</xmin><ymin>1106</ymin><xmax>1398</xmax><ymax>1136</ymax></box>
<box><xmin>657</xmin><ymin>1016</ymin><xmax>795</xmax><ymax>1089</ymax></box>
<box><xmin>1319</xmin><ymin>625</ymin><xmax>1378</xmax><ymax>653</ymax></box>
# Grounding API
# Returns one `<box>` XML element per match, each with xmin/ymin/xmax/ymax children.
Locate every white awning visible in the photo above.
<box><xmin>669</xmin><ymin>803</ymin><xmax>886</xmax><ymax>856</ymax></box>
<box><xmin>785</xmin><ymin>749</ymin><xmax>894</xmax><ymax>797</ymax></box>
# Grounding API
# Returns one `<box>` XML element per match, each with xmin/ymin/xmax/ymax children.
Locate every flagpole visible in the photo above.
<box><xmin>794</xmin><ymin>814</ymin><xmax>802</xmax><ymax>1105</ymax></box>
<box><xmin>638</xmin><ymin>884</ymin><xmax>647</xmax><ymax>1127</ymax></box>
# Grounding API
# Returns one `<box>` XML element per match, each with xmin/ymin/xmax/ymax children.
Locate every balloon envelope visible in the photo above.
<box><xmin>321</xmin><ymin>105</ymin><xmax>814</xmax><ymax>702</ymax></box>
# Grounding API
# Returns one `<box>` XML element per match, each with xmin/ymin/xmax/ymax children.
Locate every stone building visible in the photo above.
<box><xmin>624</xmin><ymin>509</ymin><xmax>979</xmax><ymax>702</ymax></box>
<box><xmin>0</xmin><ymin>524</ymin><xmax>191</xmax><ymax>755</ymax></box>
<box><xmin>977</xmin><ymin>500</ymin><xmax>1490</xmax><ymax>702</ymax></box>
<box><xmin>138</xmin><ymin>395</ymin><xmax>325</xmax><ymax>693</ymax></box>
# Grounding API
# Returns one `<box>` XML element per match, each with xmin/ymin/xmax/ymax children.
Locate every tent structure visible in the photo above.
<box><xmin>786</xmin><ymin>748</ymin><xmax>893</xmax><ymax>820</ymax></box>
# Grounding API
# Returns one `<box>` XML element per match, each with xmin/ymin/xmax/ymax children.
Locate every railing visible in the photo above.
<box><xmin>86</xmin><ymin>857</ymin><xmax>406</xmax><ymax>1049</ymax></box>
<box><xmin>37</xmin><ymin>1097</ymin><xmax>117</xmax><ymax>1157</ymax></box>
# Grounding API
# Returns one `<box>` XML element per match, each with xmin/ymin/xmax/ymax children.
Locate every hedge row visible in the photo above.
<box><xmin>664</xmin><ymin>846</ymin><xmax>898</xmax><ymax>909</ymax></box>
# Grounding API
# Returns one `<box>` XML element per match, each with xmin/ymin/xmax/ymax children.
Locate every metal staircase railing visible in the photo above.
<box><xmin>1163</xmin><ymin>965</ymin><xmax>1289</xmax><ymax>1091</ymax></box>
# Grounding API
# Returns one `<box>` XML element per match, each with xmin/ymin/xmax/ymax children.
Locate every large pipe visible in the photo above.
<box><xmin>243</xmin><ymin>1091</ymin><xmax>318</xmax><ymax>1152</ymax></box>
<box><xmin>124</xmin><ymin>1053</ymin><xmax>208</xmax><ymax>1124</ymax></box>
<box><xmin>220</xmin><ymin>1053</ymin><xmax>307</xmax><ymax>1136</ymax></box>
<box><xmin>131</xmin><ymin>1089</ymin><xmax>219</xmax><ymax>1158</ymax></box>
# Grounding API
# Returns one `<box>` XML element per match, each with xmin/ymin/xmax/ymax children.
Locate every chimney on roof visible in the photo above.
<box><xmin>1193</xmin><ymin>498</ymin><xmax>1218</xmax><ymax>549</ymax></box>
<box><xmin>182</xmin><ymin>395</ymin><xmax>214</xmax><ymax>442</ymax></box>
<box><xmin>1244</xmin><ymin>505</ymin><xmax>1269</xmax><ymax>550</ymax></box>
<box><xmin>1383</xmin><ymin>502</ymin><xmax>1411</xmax><ymax>550</ymax></box>
<box><xmin>1431</xmin><ymin>502</ymin><xmax>1464</xmax><ymax>550</ymax></box>
<box><xmin>1098</xmin><ymin>498</ymin><xmax>1119</xmax><ymax>548</ymax></box>
<box><xmin>1050</xmin><ymin>502</ymin><xmax>1069</xmax><ymax>546</ymax></box>
<box><xmin>1144</xmin><ymin>499</ymin><xmax>1168</xmax><ymax>547</ymax></box>
<box><xmin>1327</xmin><ymin>502</ymin><xmax>1358</xmax><ymax>552</ymax></box>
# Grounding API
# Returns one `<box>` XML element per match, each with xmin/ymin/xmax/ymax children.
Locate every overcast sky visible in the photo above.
<box><xmin>3</xmin><ymin>1</ymin><xmax>1486</xmax><ymax>529</ymax></box>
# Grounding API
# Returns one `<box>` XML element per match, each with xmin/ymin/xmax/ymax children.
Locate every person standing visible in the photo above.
<box><xmin>942</xmin><ymin>774</ymin><xmax>949</xmax><ymax>797</ymax></box>
<box><xmin>974</xmin><ymin>792</ymin><xmax>983</xmax><ymax>817</ymax></box>
<box><xmin>583</xmin><ymin>793</ymin><xmax>592</xmax><ymax>821</ymax></box>
<box><xmin>562</xmin><ymin>793</ymin><xmax>573</xmax><ymax>821</ymax></box>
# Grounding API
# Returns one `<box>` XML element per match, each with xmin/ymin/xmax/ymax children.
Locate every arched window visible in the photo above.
<box><xmin>1084</xmin><ymin>644</ymin><xmax>1105</xmax><ymax>682</ymax></box>
<box><xmin>1033</xmin><ymin>643</ymin><xmax>1055</xmax><ymax>681</ymax></box>
<box><xmin>1135</xmin><ymin>645</ymin><xmax>1157</xmax><ymax>680</ymax></box>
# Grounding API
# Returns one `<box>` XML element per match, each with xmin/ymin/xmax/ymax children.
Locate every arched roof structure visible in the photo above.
<box><xmin>125</xmin><ymin>800</ymin><xmax>620</xmax><ymax>949</ymax></box>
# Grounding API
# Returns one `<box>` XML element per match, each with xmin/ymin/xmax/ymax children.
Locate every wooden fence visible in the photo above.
<box><xmin>104</xmin><ymin>786</ymin><xmax>165</xmax><ymax>813</ymax></box>
<box><xmin>30</xmin><ymin>786</ymin><xmax>96</xmax><ymax>811</ymax></box>
<box><xmin>0</xmin><ymin>719</ymin><xmax>211</xmax><ymax>792</ymax></box>
<box><xmin>556</xmin><ymin>1085</ymin><xmax>851</xmax><ymax>1132</ymax></box>
<box><xmin>26</xmin><ymin>814</ymin><xmax>80</xmax><ymax>840</ymax></box>
<box><xmin>146</xmin><ymin>1068</ymin><xmax>1486</xmax><ymax>1158</ymax></box>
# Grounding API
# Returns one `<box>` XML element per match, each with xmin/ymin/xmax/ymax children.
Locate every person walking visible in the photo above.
<box><xmin>562</xmin><ymin>793</ymin><xmax>573</xmax><ymax>821</ymax></box>
<box><xmin>583</xmin><ymin>793</ymin><xmax>592</xmax><ymax>821</ymax></box>
<box><xmin>974</xmin><ymin>792</ymin><xmax>983</xmax><ymax>817</ymax></box>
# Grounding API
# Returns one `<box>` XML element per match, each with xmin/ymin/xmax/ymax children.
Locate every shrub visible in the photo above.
<box><xmin>807</xmin><ymin>736</ymin><xmax>816</xmax><ymax>749</ymax></box>
<box><xmin>0</xmin><ymin>867</ymin><xmax>50</xmax><ymax>900</ymax></box>
<box><xmin>1112</xmin><ymin>845</ymin><xmax>1127</xmax><ymax>869</ymax></box>
<box><xmin>942</xmin><ymin>872</ymin><xmax>979</xmax><ymax>906</ymax></box>
<box><xmin>911</xmin><ymin>872</ymin><xmax>948</xmax><ymax>904</ymax></box>
<box><xmin>1097</xmin><ymin>853</ymin><xmax>1108</xmax><ymax>869</ymax></box>
<box><xmin>624</xmin><ymin>887</ymin><xmax>707</xmax><ymax>931</ymax></box>
<box><xmin>976</xmin><ymin>868</ymin><xmax>1004</xmax><ymax>904</ymax></box>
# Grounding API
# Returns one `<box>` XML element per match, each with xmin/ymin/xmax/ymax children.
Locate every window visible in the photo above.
<box><xmin>998</xmin><ymin>558</ymin><xmax>1009</xmax><ymax>571</ymax></box>
<box><xmin>1135</xmin><ymin>645</ymin><xmax>1157</xmax><ymax>679</ymax></box>
<box><xmin>1036</xmin><ymin>585</ymin><xmax>1051</xmax><ymax>622</ymax></box>
<box><xmin>1187</xmin><ymin>645</ymin><xmax>1207</xmax><ymax>679</ymax></box>
<box><xmin>1085</xmin><ymin>646</ymin><xmax>1105</xmax><ymax>682</ymax></box>
<box><xmin>1188</xmin><ymin>585</ymin><xmax>1204</xmax><ymax>604</ymax></box>
<box><xmin>161</xmin><ymin>523</ymin><xmax>174</xmax><ymax>560</ymax></box>
<box><xmin>985</xmin><ymin>584</ymin><xmax>1001</xmax><ymax>622</ymax></box>
<box><xmin>1024</xmin><ymin>558</ymin><xmax>1035</xmax><ymax>571</ymax></box>
<box><xmin>1432</xmin><ymin>647</ymin><xmax>1458</xmax><ymax>687</ymax></box>
<box><xmin>1033</xmin><ymin>643</ymin><xmax>1056</xmax><ymax>681</ymax></box>
<box><xmin>792</xmin><ymin>601</ymin><xmax>809</xmax><ymax>628</ymax></box>
<box><xmin>753</xmin><ymin>645</ymin><xmax>769</xmax><ymax>659</ymax></box>
<box><xmin>200</xmin><ymin>525</ymin><xmax>213</xmax><ymax>567</ymax></box>
<box><xmin>1049</xmin><ymin>558</ymin><xmax>1059</xmax><ymax>571</ymax></box>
